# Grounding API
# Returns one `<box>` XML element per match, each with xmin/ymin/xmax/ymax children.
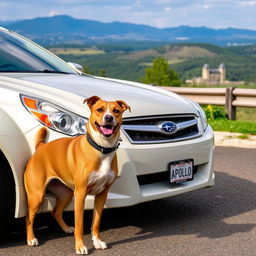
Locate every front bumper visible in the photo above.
<box><xmin>40</xmin><ymin>125</ymin><xmax>214</xmax><ymax>212</ymax></box>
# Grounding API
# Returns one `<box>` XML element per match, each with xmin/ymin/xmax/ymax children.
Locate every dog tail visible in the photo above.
<box><xmin>35</xmin><ymin>127</ymin><xmax>48</xmax><ymax>150</ymax></box>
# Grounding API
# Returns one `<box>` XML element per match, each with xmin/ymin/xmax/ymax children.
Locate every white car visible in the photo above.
<box><xmin>0</xmin><ymin>27</ymin><xmax>215</xmax><ymax>242</ymax></box>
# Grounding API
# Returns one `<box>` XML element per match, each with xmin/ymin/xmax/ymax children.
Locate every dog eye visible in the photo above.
<box><xmin>113</xmin><ymin>108</ymin><xmax>120</xmax><ymax>113</ymax></box>
<box><xmin>97</xmin><ymin>107</ymin><xmax>104</xmax><ymax>112</ymax></box>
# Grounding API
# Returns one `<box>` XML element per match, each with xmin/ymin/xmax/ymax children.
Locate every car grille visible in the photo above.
<box><xmin>122</xmin><ymin>114</ymin><xmax>200</xmax><ymax>144</ymax></box>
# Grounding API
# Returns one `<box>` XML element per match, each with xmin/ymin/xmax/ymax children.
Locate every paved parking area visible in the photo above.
<box><xmin>0</xmin><ymin>146</ymin><xmax>255</xmax><ymax>256</ymax></box>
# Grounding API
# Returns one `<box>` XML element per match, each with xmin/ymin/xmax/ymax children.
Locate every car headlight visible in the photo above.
<box><xmin>198</xmin><ymin>105</ymin><xmax>208</xmax><ymax>131</ymax></box>
<box><xmin>188</xmin><ymin>100</ymin><xmax>208</xmax><ymax>132</ymax></box>
<box><xmin>21</xmin><ymin>94</ymin><xmax>87</xmax><ymax>136</ymax></box>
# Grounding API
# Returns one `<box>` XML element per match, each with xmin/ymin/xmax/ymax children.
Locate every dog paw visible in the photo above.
<box><xmin>63</xmin><ymin>226</ymin><xmax>75</xmax><ymax>234</ymax></box>
<box><xmin>92</xmin><ymin>236</ymin><xmax>108</xmax><ymax>250</ymax></box>
<box><xmin>27</xmin><ymin>238</ymin><xmax>39</xmax><ymax>246</ymax></box>
<box><xmin>76</xmin><ymin>245</ymin><xmax>89</xmax><ymax>255</ymax></box>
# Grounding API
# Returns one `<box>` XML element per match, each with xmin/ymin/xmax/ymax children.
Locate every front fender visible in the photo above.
<box><xmin>0</xmin><ymin>109</ymin><xmax>32</xmax><ymax>218</ymax></box>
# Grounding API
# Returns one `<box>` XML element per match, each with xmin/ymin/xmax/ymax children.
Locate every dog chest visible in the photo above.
<box><xmin>87</xmin><ymin>153</ymin><xmax>116</xmax><ymax>195</ymax></box>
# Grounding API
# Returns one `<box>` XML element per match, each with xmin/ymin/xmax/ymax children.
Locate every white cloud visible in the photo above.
<box><xmin>0</xmin><ymin>0</ymin><xmax>256</xmax><ymax>30</ymax></box>
<box><xmin>156</xmin><ymin>0</ymin><xmax>173</xmax><ymax>3</ymax></box>
<box><xmin>164</xmin><ymin>6</ymin><xmax>172</xmax><ymax>12</ymax></box>
<box><xmin>155</xmin><ymin>0</ymin><xmax>198</xmax><ymax>8</ymax></box>
<box><xmin>203</xmin><ymin>4</ymin><xmax>210</xmax><ymax>9</ymax></box>
<box><xmin>152</xmin><ymin>17</ymin><xmax>169</xmax><ymax>28</ymax></box>
<box><xmin>48</xmin><ymin>10</ymin><xmax>59</xmax><ymax>17</ymax></box>
<box><xmin>123</xmin><ymin>5</ymin><xmax>132</xmax><ymax>11</ymax></box>
<box><xmin>238</xmin><ymin>1</ymin><xmax>256</xmax><ymax>6</ymax></box>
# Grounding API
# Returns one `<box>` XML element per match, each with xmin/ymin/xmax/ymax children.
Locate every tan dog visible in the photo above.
<box><xmin>24</xmin><ymin>96</ymin><xmax>130</xmax><ymax>254</ymax></box>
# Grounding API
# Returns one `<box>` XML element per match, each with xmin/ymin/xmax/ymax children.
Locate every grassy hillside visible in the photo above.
<box><xmin>49</xmin><ymin>42</ymin><xmax>256</xmax><ymax>84</ymax></box>
<box><xmin>120</xmin><ymin>44</ymin><xmax>216</xmax><ymax>61</ymax></box>
<box><xmin>49</xmin><ymin>47</ymin><xmax>105</xmax><ymax>55</ymax></box>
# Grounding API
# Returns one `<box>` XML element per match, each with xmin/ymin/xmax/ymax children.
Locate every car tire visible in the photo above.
<box><xmin>0</xmin><ymin>153</ymin><xmax>15</xmax><ymax>244</ymax></box>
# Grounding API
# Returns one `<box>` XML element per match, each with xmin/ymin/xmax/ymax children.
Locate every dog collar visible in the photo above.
<box><xmin>86</xmin><ymin>133</ymin><xmax>120</xmax><ymax>154</ymax></box>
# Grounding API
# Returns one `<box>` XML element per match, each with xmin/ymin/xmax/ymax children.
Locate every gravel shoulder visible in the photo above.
<box><xmin>214</xmin><ymin>131</ymin><xmax>256</xmax><ymax>149</ymax></box>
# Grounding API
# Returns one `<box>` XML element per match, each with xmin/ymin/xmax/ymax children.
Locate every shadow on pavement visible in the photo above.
<box><xmin>1</xmin><ymin>169</ymin><xmax>255</xmax><ymax>249</ymax></box>
<box><xmin>103</xmin><ymin>170</ymin><xmax>256</xmax><ymax>246</ymax></box>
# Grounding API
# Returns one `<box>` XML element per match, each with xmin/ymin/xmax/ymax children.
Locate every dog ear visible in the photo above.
<box><xmin>83</xmin><ymin>96</ymin><xmax>101</xmax><ymax>108</ymax></box>
<box><xmin>116</xmin><ymin>100</ymin><xmax>131</xmax><ymax>112</ymax></box>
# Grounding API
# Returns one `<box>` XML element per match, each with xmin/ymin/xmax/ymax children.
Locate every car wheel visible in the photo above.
<box><xmin>0</xmin><ymin>153</ymin><xmax>15</xmax><ymax>244</ymax></box>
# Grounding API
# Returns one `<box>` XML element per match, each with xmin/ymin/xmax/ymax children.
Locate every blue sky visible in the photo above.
<box><xmin>1</xmin><ymin>0</ymin><xmax>256</xmax><ymax>30</ymax></box>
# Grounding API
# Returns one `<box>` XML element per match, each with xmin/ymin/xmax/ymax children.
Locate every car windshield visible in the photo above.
<box><xmin>0</xmin><ymin>29</ymin><xmax>78</xmax><ymax>74</ymax></box>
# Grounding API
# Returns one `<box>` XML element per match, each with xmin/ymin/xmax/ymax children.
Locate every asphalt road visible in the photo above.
<box><xmin>1</xmin><ymin>146</ymin><xmax>256</xmax><ymax>256</ymax></box>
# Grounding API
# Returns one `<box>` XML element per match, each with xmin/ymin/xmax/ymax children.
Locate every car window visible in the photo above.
<box><xmin>0</xmin><ymin>29</ymin><xmax>78</xmax><ymax>74</ymax></box>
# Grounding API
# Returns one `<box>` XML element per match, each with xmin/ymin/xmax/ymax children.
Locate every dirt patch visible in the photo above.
<box><xmin>214</xmin><ymin>131</ymin><xmax>256</xmax><ymax>149</ymax></box>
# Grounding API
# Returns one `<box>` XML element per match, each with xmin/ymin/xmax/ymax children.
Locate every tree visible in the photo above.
<box><xmin>83</xmin><ymin>65</ymin><xmax>94</xmax><ymax>75</ymax></box>
<box><xmin>141</xmin><ymin>57</ymin><xmax>180</xmax><ymax>86</ymax></box>
<box><xmin>99</xmin><ymin>69</ymin><xmax>106</xmax><ymax>77</ymax></box>
<box><xmin>83</xmin><ymin>65</ymin><xmax>107</xmax><ymax>77</ymax></box>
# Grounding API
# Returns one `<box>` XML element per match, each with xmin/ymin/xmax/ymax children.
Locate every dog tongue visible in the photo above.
<box><xmin>100</xmin><ymin>126</ymin><xmax>114</xmax><ymax>135</ymax></box>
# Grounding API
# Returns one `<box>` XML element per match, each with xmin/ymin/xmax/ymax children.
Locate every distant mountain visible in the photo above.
<box><xmin>0</xmin><ymin>20</ymin><xmax>22</xmax><ymax>26</ymax></box>
<box><xmin>5</xmin><ymin>15</ymin><xmax>256</xmax><ymax>45</ymax></box>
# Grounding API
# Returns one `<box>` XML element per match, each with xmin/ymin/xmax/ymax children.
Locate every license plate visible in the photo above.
<box><xmin>169</xmin><ymin>159</ymin><xmax>194</xmax><ymax>184</ymax></box>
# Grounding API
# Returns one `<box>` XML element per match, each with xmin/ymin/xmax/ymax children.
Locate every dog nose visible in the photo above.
<box><xmin>105</xmin><ymin>115</ymin><xmax>114</xmax><ymax>122</ymax></box>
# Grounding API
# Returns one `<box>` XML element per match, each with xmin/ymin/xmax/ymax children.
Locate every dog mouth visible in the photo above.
<box><xmin>95</xmin><ymin>122</ymin><xmax>118</xmax><ymax>137</ymax></box>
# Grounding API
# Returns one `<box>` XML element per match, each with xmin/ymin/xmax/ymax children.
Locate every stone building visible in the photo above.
<box><xmin>202</xmin><ymin>63</ymin><xmax>225</xmax><ymax>84</ymax></box>
<box><xmin>186</xmin><ymin>63</ymin><xmax>244</xmax><ymax>85</ymax></box>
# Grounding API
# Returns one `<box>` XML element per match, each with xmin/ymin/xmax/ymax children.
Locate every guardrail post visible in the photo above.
<box><xmin>225</xmin><ymin>87</ymin><xmax>236</xmax><ymax>120</ymax></box>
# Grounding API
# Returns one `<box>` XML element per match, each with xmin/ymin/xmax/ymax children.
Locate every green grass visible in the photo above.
<box><xmin>49</xmin><ymin>48</ymin><xmax>105</xmax><ymax>55</ymax></box>
<box><xmin>140</xmin><ymin>59</ymin><xmax>185</xmax><ymax>67</ymax></box>
<box><xmin>236</xmin><ymin>107</ymin><xmax>256</xmax><ymax>121</ymax></box>
<box><xmin>202</xmin><ymin>105</ymin><xmax>256</xmax><ymax>135</ymax></box>
<box><xmin>209</xmin><ymin>119</ymin><xmax>256</xmax><ymax>135</ymax></box>
<box><xmin>237</xmin><ymin>134</ymin><xmax>250</xmax><ymax>140</ymax></box>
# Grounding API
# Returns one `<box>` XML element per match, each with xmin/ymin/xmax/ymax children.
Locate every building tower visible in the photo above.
<box><xmin>202</xmin><ymin>64</ymin><xmax>209</xmax><ymax>82</ymax></box>
<box><xmin>218</xmin><ymin>63</ymin><xmax>226</xmax><ymax>83</ymax></box>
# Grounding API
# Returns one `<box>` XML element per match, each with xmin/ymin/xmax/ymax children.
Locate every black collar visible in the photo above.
<box><xmin>86</xmin><ymin>133</ymin><xmax>120</xmax><ymax>154</ymax></box>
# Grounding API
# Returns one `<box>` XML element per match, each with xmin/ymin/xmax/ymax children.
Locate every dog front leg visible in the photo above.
<box><xmin>91</xmin><ymin>188</ymin><xmax>109</xmax><ymax>250</ymax></box>
<box><xmin>74</xmin><ymin>186</ymin><xmax>88</xmax><ymax>255</ymax></box>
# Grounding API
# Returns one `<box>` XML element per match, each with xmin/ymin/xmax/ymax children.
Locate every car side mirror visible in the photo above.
<box><xmin>67</xmin><ymin>62</ymin><xmax>83</xmax><ymax>72</ymax></box>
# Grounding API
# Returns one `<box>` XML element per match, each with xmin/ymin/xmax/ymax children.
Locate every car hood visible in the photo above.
<box><xmin>1</xmin><ymin>73</ymin><xmax>197</xmax><ymax>117</ymax></box>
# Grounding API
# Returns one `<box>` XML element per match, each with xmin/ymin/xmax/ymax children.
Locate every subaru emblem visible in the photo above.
<box><xmin>158</xmin><ymin>121</ymin><xmax>177</xmax><ymax>135</ymax></box>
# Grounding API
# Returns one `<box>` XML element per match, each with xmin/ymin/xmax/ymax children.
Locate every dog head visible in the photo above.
<box><xmin>84</xmin><ymin>96</ymin><xmax>130</xmax><ymax>139</ymax></box>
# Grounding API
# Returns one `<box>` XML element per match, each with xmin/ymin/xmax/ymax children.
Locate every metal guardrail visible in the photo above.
<box><xmin>160</xmin><ymin>86</ymin><xmax>256</xmax><ymax>120</ymax></box>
